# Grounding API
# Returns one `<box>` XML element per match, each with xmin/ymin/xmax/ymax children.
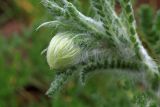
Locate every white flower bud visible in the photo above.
<box><xmin>46</xmin><ymin>32</ymin><xmax>80</xmax><ymax>70</ymax></box>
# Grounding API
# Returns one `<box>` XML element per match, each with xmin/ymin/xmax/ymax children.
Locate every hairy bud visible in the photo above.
<box><xmin>46</xmin><ymin>32</ymin><xmax>80</xmax><ymax>70</ymax></box>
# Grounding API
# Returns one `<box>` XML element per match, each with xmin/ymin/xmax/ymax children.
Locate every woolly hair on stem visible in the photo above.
<box><xmin>39</xmin><ymin>0</ymin><xmax>160</xmax><ymax>99</ymax></box>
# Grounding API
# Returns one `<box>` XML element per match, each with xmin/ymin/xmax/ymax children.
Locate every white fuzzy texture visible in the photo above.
<box><xmin>66</xmin><ymin>2</ymin><xmax>105</xmax><ymax>35</ymax></box>
<box><xmin>47</xmin><ymin>32</ymin><xmax>80</xmax><ymax>70</ymax></box>
<box><xmin>139</xmin><ymin>43</ymin><xmax>159</xmax><ymax>75</ymax></box>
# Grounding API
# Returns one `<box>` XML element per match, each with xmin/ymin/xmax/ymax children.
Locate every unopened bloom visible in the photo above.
<box><xmin>46</xmin><ymin>32</ymin><xmax>80</xmax><ymax>70</ymax></box>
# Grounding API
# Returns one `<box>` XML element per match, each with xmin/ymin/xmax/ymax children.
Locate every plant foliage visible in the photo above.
<box><xmin>39</xmin><ymin>0</ymin><xmax>160</xmax><ymax>105</ymax></box>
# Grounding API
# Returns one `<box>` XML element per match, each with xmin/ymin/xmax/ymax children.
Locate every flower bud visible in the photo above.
<box><xmin>46</xmin><ymin>32</ymin><xmax>80</xmax><ymax>70</ymax></box>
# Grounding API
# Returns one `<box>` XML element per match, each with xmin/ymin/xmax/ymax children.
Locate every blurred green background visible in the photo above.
<box><xmin>0</xmin><ymin>0</ymin><xmax>160</xmax><ymax>107</ymax></box>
